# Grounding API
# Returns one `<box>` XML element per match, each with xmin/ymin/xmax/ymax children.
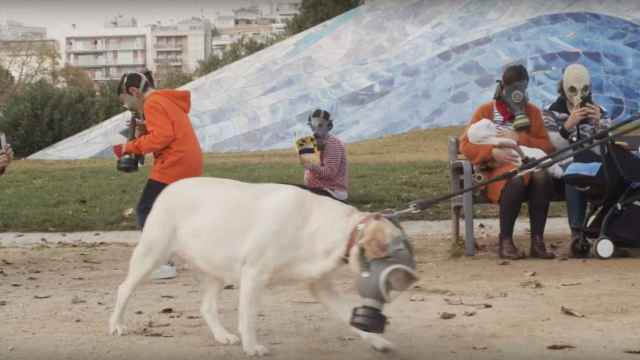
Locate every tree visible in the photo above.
<box><xmin>0</xmin><ymin>79</ymin><xmax>122</xmax><ymax>157</ymax></box>
<box><xmin>155</xmin><ymin>65</ymin><xmax>193</xmax><ymax>89</ymax></box>
<box><xmin>196</xmin><ymin>34</ymin><xmax>285</xmax><ymax>77</ymax></box>
<box><xmin>54</xmin><ymin>64</ymin><xmax>95</xmax><ymax>91</ymax></box>
<box><xmin>0</xmin><ymin>40</ymin><xmax>60</xmax><ymax>89</ymax></box>
<box><xmin>95</xmin><ymin>80</ymin><xmax>123</xmax><ymax>125</ymax></box>
<box><xmin>0</xmin><ymin>64</ymin><xmax>14</xmax><ymax>107</ymax></box>
<box><xmin>286</xmin><ymin>0</ymin><xmax>363</xmax><ymax>36</ymax></box>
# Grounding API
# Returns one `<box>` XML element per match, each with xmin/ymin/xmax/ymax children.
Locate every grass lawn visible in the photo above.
<box><xmin>0</xmin><ymin>126</ymin><xmax>565</xmax><ymax>232</ymax></box>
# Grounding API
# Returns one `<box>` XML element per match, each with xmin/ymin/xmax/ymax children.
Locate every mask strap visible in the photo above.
<box><xmin>123</xmin><ymin>72</ymin><xmax>148</xmax><ymax>95</ymax></box>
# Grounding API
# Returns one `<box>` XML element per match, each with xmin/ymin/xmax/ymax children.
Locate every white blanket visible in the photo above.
<box><xmin>467</xmin><ymin>119</ymin><xmax>564</xmax><ymax>178</ymax></box>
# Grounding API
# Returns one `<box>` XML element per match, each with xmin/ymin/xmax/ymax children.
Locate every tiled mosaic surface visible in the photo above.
<box><xmin>31</xmin><ymin>0</ymin><xmax>640</xmax><ymax>159</ymax></box>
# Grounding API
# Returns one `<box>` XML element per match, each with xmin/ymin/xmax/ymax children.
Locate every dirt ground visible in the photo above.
<box><xmin>2</xmin><ymin>219</ymin><xmax>640</xmax><ymax>360</ymax></box>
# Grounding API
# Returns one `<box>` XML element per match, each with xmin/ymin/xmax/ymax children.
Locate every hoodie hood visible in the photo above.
<box><xmin>148</xmin><ymin>90</ymin><xmax>191</xmax><ymax>113</ymax></box>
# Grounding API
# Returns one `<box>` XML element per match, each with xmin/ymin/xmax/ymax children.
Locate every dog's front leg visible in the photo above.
<box><xmin>238</xmin><ymin>266</ymin><xmax>269</xmax><ymax>357</ymax></box>
<box><xmin>199</xmin><ymin>275</ymin><xmax>240</xmax><ymax>345</ymax></box>
<box><xmin>310</xmin><ymin>278</ymin><xmax>395</xmax><ymax>352</ymax></box>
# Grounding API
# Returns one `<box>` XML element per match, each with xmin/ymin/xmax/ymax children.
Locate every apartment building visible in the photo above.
<box><xmin>65</xmin><ymin>16</ymin><xmax>147</xmax><ymax>82</ymax></box>
<box><xmin>149</xmin><ymin>17</ymin><xmax>212</xmax><ymax>74</ymax></box>
<box><xmin>0</xmin><ymin>20</ymin><xmax>47</xmax><ymax>41</ymax></box>
<box><xmin>0</xmin><ymin>21</ymin><xmax>59</xmax><ymax>82</ymax></box>
<box><xmin>211</xmin><ymin>2</ymin><xmax>300</xmax><ymax>56</ymax></box>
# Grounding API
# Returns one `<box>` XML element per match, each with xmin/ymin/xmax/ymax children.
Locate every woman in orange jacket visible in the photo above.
<box><xmin>459</xmin><ymin>65</ymin><xmax>556</xmax><ymax>260</ymax></box>
<box><xmin>114</xmin><ymin>70</ymin><xmax>203</xmax><ymax>278</ymax></box>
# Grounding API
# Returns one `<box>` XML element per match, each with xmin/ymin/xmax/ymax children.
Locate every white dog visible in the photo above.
<box><xmin>109</xmin><ymin>177</ymin><xmax>415</xmax><ymax>356</ymax></box>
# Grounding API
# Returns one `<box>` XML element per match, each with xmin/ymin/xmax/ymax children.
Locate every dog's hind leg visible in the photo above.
<box><xmin>199</xmin><ymin>275</ymin><xmax>240</xmax><ymax>345</ymax></box>
<box><xmin>238</xmin><ymin>266</ymin><xmax>270</xmax><ymax>357</ymax></box>
<box><xmin>109</xmin><ymin>237</ymin><xmax>168</xmax><ymax>336</ymax></box>
<box><xmin>310</xmin><ymin>277</ymin><xmax>395</xmax><ymax>352</ymax></box>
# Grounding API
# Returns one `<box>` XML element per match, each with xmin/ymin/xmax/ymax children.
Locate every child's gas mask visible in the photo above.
<box><xmin>307</xmin><ymin>109</ymin><xmax>333</xmax><ymax>149</ymax></box>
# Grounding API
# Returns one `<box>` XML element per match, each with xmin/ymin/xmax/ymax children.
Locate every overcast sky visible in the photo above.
<box><xmin>0</xmin><ymin>0</ymin><xmax>263</xmax><ymax>44</ymax></box>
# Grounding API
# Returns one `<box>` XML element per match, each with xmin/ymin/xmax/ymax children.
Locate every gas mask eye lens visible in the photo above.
<box><xmin>568</xmin><ymin>86</ymin><xmax>578</xmax><ymax>96</ymax></box>
<box><xmin>582</xmin><ymin>85</ymin><xmax>590</xmax><ymax>95</ymax></box>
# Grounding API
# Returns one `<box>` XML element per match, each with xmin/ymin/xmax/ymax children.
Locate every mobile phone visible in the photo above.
<box><xmin>580</xmin><ymin>94</ymin><xmax>593</xmax><ymax>108</ymax></box>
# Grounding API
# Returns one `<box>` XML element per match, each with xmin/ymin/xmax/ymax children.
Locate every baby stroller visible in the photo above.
<box><xmin>563</xmin><ymin>141</ymin><xmax>640</xmax><ymax>259</ymax></box>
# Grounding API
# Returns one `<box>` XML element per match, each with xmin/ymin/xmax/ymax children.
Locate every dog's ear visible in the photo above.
<box><xmin>359</xmin><ymin>219</ymin><xmax>389</xmax><ymax>259</ymax></box>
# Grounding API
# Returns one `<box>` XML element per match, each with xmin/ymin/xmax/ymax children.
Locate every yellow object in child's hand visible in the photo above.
<box><xmin>295</xmin><ymin>136</ymin><xmax>319</xmax><ymax>166</ymax></box>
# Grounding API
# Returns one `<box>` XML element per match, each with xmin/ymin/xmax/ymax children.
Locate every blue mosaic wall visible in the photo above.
<box><xmin>31</xmin><ymin>1</ymin><xmax>640</xmax><ymax>159</ymax></box>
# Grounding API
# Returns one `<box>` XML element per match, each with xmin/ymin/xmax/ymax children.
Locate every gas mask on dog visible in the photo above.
<box><xmin>350</xmin><ymin>221</ymin><xmax>418</xmax><ymax>334</ymax></box>
<box><xmin>562</xmin><ymin>64</ymin><xmax>591</xmax><ymax>109</ymax></box>
<box><xmin>495</xmin><ymin>80</ymin><xmax>530</xmax><ymax>131</ymax></box>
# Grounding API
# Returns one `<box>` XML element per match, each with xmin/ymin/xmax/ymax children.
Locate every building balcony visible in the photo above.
<box><xmin>154</xmin><ymin>43</ymin><xmax>184</xmax><ymax>50</ymax></box>
<box><xmin>67</xmin><ymin>45</ymin><xmax>145</xmax><ymax>53</ymax></box>
<box><xmin>107</xmin><ymin>60</ymin><xmax>146</xmax><ymax>66</ymax></box>
<box><xmin>66</xmin><ymin>46</ymin><xmax>105</xmax><ymax>53</ymax></box>
<box><xmin>154</xmin><ymin>57</ymin><xmax>183</xmax><ymax>66</ymax></box>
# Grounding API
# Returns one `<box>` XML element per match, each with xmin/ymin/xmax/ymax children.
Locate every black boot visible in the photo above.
<box><xmin>530</xmin><ymin>235</ymin><xmax>555</xmax><ymax>259</ymax></box>
<box><xmin>499</xmin><ymin>235</ymin><xmax>525</xmax><ymax>260</ymax></box>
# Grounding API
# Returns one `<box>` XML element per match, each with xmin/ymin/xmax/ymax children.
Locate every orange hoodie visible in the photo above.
<box><xmin>124</xmin><ymin>90</ymin><xmax>203</xmax><ymax>184</ymax></box>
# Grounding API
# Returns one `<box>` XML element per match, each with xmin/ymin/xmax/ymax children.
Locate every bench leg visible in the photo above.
<box><xmin>463</xmin><ymin>191</ymin><xmax>475</xmax><ymax>256</ymax></box>
<box><xmin>451</xmin><ymin>205</ymin><xmax>461</xmax><ymax>245</ymax></box>
<box><xmin>461</xmin><ymin>162</ymin><xmax>475</xmax><ymax>256</ymax></box>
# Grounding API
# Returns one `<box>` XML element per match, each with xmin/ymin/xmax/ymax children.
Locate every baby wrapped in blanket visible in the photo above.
<box><xmin>467</xmin><ymin>119</ymin><xmax>563</xmax><ymax>178</ymax></box>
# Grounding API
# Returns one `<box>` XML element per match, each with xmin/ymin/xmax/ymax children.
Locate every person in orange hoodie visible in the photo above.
<box><xmin>459</xmin><ymin>65</ymin><xmax>556</xmax><ymax>260</ymax></box>
<box><xmin>113</xmin><ymin>70</ymin><xmax>203</xmax><ymax>279</ymax></box>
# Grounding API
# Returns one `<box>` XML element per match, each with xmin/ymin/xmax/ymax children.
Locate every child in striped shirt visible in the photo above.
<box><xmin>300</xmin><ymin>109</ymin><xmax>348</xmax><ymax>201</ymax></box>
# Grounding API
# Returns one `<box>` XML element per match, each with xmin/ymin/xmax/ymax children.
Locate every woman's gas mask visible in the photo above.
<box><xmin>562</xmin><ymin>64</ymin><xmax>592</xmax><ymax>109</ymax></box>
<box><xmin>349</xmin><ymin>220</ymin><xmax>418</xmax><ymax>333</ymax></box>
<box><xmin>494</xmin><ymin>80</ymin><xmax>530</xmax><ymax>132</ymax></box>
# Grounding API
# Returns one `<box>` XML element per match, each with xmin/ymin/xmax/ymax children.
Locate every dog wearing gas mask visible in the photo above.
<box><xmin>109</xmin><ymin>177</ymin><xmax>417</xmax><ymax>356</ymax></box>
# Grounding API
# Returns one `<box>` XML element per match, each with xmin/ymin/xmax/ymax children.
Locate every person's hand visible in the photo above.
<box><xmin>298</xmin><ymin>154</ymin><xmax>314</xmax><ymax>169</ymax></box>
<box><xmin>496</xmin><ymin>128</ymin><xmax>519</xmax><ymax>142</ymax></box>
<box><xmin>565</xmin><ymin>107</ymin><xmax>589</xmax><ymax>130</ymax></box>
<box><xmin>494</xmin><ymin>138</ymin><xmax>518</xmax><ymax>150</ymax></box>
<box><xmin>584</xmin><ymin>103</ymin><xmax>602</xmax><ymax>125</ymax></box>
<box><xmin>491</xmin><ymin>147</ymin><xmax>519</xmax><ymax>165</ymax></box>
<box><xmin>113</xmin><ymin>144</ymin><xmax>125</xmax><ymax>159</ymax></box>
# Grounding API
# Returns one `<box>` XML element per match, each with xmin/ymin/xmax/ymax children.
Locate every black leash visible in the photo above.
<box><xmin>389</xmin><ymin>112</ymin><xmax>640</xmax><ymax>216</ymax></box>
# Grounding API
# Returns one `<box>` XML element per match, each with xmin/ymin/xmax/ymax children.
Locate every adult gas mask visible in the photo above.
<box><xmin>350</xmin><ymin>220</ymin><xmax>418</xmax><ymax>333</ymax></box>
<box><xmin>562</xmin><ymin>64</ymin><xmax>591</xmax><ymax>109</ymax></box>
<box><xmin>495</xmin><ymin>80</ymin><xmax>530</xmax><ymax>132</ymax></box>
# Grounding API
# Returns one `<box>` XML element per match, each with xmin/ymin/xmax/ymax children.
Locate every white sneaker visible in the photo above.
<box><xmin>150</xmin><ymin>263</ymin><xmax>177</xmax><ymax>280</ymax></box>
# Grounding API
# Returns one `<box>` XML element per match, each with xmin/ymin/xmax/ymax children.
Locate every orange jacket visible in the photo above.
<box><xmin>459</xmin><ymin>101</ymin><xmax>554</xmax><ymax>203</ymax></box>
<box><xmin>124</xmin><ymin>90</ymin><xmax>203</xmax><ymax>184</ymax></box>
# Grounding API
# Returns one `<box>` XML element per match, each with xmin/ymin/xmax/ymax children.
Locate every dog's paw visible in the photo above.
<box><xmin>109</xmin><ymin>323</ymin><xmax>127</xmax><ymax>336</ymax></box>
<box><xmin>243</xmin><ymin>344</ymin><xmax>270</xmax><ymax>357</ymax></box>
<box><xmin>214</xmin><ymin>332</ymin><xmax>240</xmax><ymax>345</ymax></box>
<box><xmin>361</xmin><ymin>333</ymin><xmax>395</xmax><ymax>353</ymax></box>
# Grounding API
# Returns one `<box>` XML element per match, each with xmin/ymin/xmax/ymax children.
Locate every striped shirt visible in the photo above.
<box><xmin>304</xmin><ymin>135</ymin><xmax>348</xmax><ymax>194</ymax></box>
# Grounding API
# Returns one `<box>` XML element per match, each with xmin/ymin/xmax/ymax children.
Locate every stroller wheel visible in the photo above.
<box><xmin>570</xmin><ymin>238</ymin><xmax>590</xmax><ymax>258</ymax></box>
<box><xmin>593</xmin><ymin>237</ymin><xmax>615</xmax><ymax>259</ymax></box>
